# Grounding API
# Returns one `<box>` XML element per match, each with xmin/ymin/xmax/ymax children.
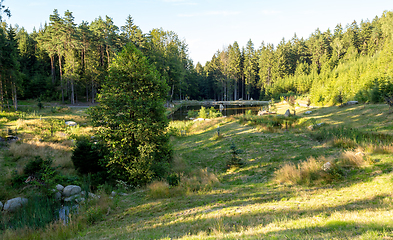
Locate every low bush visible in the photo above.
<box><xmin>71</xmin><ymin>137</ymin><xmax>109</xmax><ymax>187</ymax></box>
<box><xmin>147</xmin><ymin>168</ymin><xmax>220</xmax><ymax>199</ymax></box>
<box><xmin>147</xmin><ymin>181</ymin><xmax>170</xmax><ymax>198</ymax></box>
<box><xmin>226</xmin><ymin>142</ymin><xmax>244</xmax><ymax>169</ymax></box>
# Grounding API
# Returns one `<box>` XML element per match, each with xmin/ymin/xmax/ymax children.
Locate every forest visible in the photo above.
<box><xmin>2</xmin><ymin>3</ymin><xmax>393</xmax><ymax>239</ymax></box>
<box><xmin>1</xmin><ymin>9</ymin><xmax>393</xmax><ymax>107</ymax></box>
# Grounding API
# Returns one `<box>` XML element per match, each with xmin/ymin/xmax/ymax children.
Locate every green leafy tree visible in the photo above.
<box><xmin>90</xmin><ymin>43</ymin><xmax>172</xmax><ymax>186</ymax></box>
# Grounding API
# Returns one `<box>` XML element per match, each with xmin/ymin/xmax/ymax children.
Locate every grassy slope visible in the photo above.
<box><xmin>73</xmin><ymin>102</ymin><xmax>393</xmax><ymax>240</ymax></box>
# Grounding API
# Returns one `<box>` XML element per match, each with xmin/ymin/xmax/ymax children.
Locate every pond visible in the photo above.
<box><xmin>169</xmin><ymin>104</ymin><xmax>267</xmax><ymax>121</ymax></box>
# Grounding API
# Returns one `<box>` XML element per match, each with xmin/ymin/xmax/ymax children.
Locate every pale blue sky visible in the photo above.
<box><xmin>3</xmin><ymin>0</ymin><xmax>393</xmax><ymax>65</ymax></box>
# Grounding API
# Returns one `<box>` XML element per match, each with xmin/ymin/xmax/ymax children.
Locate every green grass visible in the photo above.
<box><xmin>66</xmin><ymin>102</ymin><xmax>393</xmax><ymax>239</ymax></box>
<box><xmin>2</xmin><ymin>101</ymin><xmax>393</xmax><ymax>239</ymax></box>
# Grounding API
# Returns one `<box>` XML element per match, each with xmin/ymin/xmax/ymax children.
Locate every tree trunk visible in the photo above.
<box><xmin>171</xmin><ymin>84</ymin><xmax>174</xmax><ymax>101</ymax></box>
<box><xmin>71</xmin><ymin>78</ymin><xmax>75</xmax><ymax>105</ymax></box>
<box><xmin>91</xmin><ymin>79</ymin><xmax>95</xmax><ymax>104</ymax></box>
<box><xmin>50</xmin><ymin>55</ymin><xmax>55</xmax><ymax>85</ymax></box>
<box><xmin>86</xmin><ymin>84</ymin><xmax>89</xmax><ymax>102</ymax></box>
<box><xmin>234</xmin><ymin>78</ymin><xmax>237</xmax><ymax>100</ymax></box>
<box><xmin>12</xmin><ymin>81</ymin><xmax>17</xmax><ymax>111</ymax></box>
<box><xmin>0</xmin><ymin>77</ymin><xmax>3</xmax><ymax>111</ymax></box>
<box><xmin>59</xmin><ymin>54</ymin><xmax>64</xmax><ymax>103</ymax></box>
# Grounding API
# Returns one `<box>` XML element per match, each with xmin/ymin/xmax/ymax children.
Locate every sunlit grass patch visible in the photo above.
<box><xmin>275</xmin><ymin>151</ymin><xmax>368</xmax><ymax>185</ymax></box>
<box><xmin>7</xmin><ymin>138</ymin><xmax>74</xmax><ymax>175</ymax></box>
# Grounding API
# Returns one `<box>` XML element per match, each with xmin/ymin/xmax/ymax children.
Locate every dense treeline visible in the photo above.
<box><xmin>0</xmin><ymin>9</ymin><xmax>196</xmax><ymax>106</ymax></box>
<box><xmin>202</xmin><ymin>11</ymin><xmax>393</xmax><ymax>104</ymax></box>
<box><xmin>1</xmin><ymin>8</ymin><xmax>393</xmax><ymax>106</ymax></box>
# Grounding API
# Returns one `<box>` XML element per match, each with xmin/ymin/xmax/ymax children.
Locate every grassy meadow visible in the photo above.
<box><xmin>1</xmin><ymin>101</ymin><xmax>393</xmax><ymax>239</ymax></box>
<box><xmin>73</xmin><ymin>102</ymin><xmax>393</xmax><ymax>239</ymax></box>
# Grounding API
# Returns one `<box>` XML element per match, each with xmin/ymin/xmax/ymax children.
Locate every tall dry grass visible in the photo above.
<box><xmin>275</xmin><ymin>151</ymin><xmax>367</xmax><ymax>185</ymax></box>
<box><xmin>8</xmin><ymin>140</ymin><xmax>74</xmax><ymax>174</ymax></box>
<box><xmin>274</xmin><ymin>157</ymin><xmax>322</xmax><ymax>185</ymax></box>
<box><xmin>147</xmin><ymin>168</ymin><xmax>220</xmax><ymax>199</ymax></box>
<box><xmin>364</xmin><ymin>144</ymin><xmax>393</xmax><ymax>154</ymax></box>
<box><xmin>338</xmin><ymin>151</ymin><xmax>366</xmax><ymax>168</ymax></box>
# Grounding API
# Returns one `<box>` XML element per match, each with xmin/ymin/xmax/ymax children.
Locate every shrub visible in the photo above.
<box><xmin>71</xmin><ymin>137</ymin><xmax>110</xmax><ymax>187</ymax></box>
<box><xmin>71</xmin><ymin>138</ymin><xmax>107</xmax><ymax>175</ymax></box>
<box><xmin>199</xmin><ymin>106</ymin><xmax>208</xmax><ymax>119</ymax></box>
<box><xmin>23</xmin><ymin>156</ymin><xmax>52</xmax><ymax>177</ymax></box>
<box><xmin>187</xmin><ymin>109</ymin><xmax>198</xmax><ymax>119</ymax></box>
<box><xmin>147</xmin><ymin>181</ymin><xmax>170</xmax><ymax>198</ymax></box>
<box><xmin>208</xmin><ymin>107</ymin><xmax>222</xmax><ymax>118</ymax></box>
<box><xmin>226</xmin><ymin>142</ymin><xmax>244</xmax><ymax>169</ymax></box>
<box><xmin>167</xmin><ymin>173</ymin><xmax>180</xmax><ymax>186</ymax></box>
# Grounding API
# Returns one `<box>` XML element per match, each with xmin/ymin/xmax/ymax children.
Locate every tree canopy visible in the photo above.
<box><xmin>89</xmin><ymin>43</ymin><xmax>172</xmax><ymax>186</ymax></box>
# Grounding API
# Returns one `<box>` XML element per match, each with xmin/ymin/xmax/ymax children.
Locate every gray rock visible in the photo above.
<box><xmin>304</xmin><ymin>111</ymin><xmax>312</xmax><ymax>115</ymax></box>
<box><xmin>65</xmin><ymin>121</ymin><xmax>77</xmax><ymax>127</ymax></box>
<box><xmin>56</xmin><ymin>184</ymin><xmax>65</xmax><ymax>192</ymax></box>
<box><xmin>111</xmin><ymin>191</ymin><xmax>117</xmax><ymax>197</ymax></box>
<box><xmin>284</xmin><ymin>109</ymin><xmax>291</xmax><ymax>117</ymax></box>
<box><xmin>4</xmin><ymin>197</ymin><xmax>28</xmax><ymax>212</ymax></box>
<box><xmin>81</xmin><ymin>191</ymin><xmax>100</xmax><ymax>199</ymax></box>
<box><xmin>55</xmin><ymin>192</ymin><xmax>62</xmax><ymax>201</ymax></box>
<box><xmin>322</xmin><ymin>162</ymin><xmax>333</xmax><ymax>171</ymax></box>
<box><xmin>346</xmin><ymin>101</ymin><xmax>358</xmax><ymax>105</ymax></box>
<box><xmin>75</xmin><ymin>197</ymin><xmax>85</xmax><ymax>203</ymax></box>
<box><xmin>63</xmin><ymin>185</ymin><xmax>81</xmax><ymax>197</ymax></box>
<box><xmin>64</xmin><ymin>195</ymin><xmax>78</xmax><ymax>202</ymax></box>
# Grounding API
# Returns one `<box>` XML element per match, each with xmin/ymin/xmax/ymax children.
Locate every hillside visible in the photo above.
<box><xmin>69</xmin><ymin>102</ymin><xmax>393</xmax><ymax>239</ymax></box>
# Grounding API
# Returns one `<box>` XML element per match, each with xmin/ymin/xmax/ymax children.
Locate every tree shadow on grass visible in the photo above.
<box><xmin>90</xmin><ymin>192</ymin><xmax>393</xmax><ymax>239</ymax></box>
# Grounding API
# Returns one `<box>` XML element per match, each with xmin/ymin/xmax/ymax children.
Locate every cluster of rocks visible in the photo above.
<box><xmin>54</xmin><ymin>184</ymin><xmax>99</xmax><ymax>203</ymax></box>
<box><xmin>0</xmin><ymin>184</ymin><xmax>99</xmax><ymax>213</ymax></box>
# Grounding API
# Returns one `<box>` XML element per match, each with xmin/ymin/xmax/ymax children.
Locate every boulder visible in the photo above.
<box><xmin>346</xmin><ymin>101</ymin><xmax>358</xmax><ymax>105</ymax></box>
<box><xmin>56</xmin><ymin>184</ymin><xmax>65</xmax><ymax>192</ymax></box>
<box><xmin>4</xmin><ymin>197</ymin><xmax>28</xmax><ymax>212</ymax></box>
<box><xmin>284</xmin><ymin>109</ymin><xmax>291</xmax><ymax>117</ymax></box>
<box><xmin>193</xmin><ymin>118</ymin><xmax>205</xmax><ymax>122</ymax></box>
<box><xmin>63</xmin><ymin>185</ymin><xmax>81</xmax><ymax>197</ymax></box>
<box><xmin>65</xmin><ymin>121</ymin><xmax>77</xmax><ymax>127</ymax></box>
<box><xmin>322</xmin><ymin>162</ymin><xmax>333</xmax><ymax>171</ymax></box>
